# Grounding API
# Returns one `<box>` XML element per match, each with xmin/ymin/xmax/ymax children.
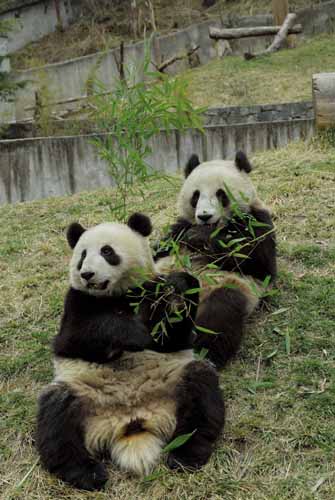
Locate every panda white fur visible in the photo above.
<box><xmin>36</xmin><ymin>213</ymin><xmax>225</xmax><ymax>491</ymax></box>
<box><xmin>155</xmin><ymin>152</ymin><xmax>277</xmax><ymax>369</ymax></box>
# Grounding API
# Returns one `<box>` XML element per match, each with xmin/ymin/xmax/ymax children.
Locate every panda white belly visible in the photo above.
<box><xmin>52</xmin><ymin>350</ymin><xmax>194</xmax><ymax>476</ymax></box>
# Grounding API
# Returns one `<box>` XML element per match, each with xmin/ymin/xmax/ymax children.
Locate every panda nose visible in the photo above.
<box><xmin>198</xmin><ymin>214</ymin><xmax>212</xmax><ymax>223</ymax></box>
<box><xmin>81</xmin><ymin>271</ymin><xmax>95</xmax><ymax>281</ymax></box>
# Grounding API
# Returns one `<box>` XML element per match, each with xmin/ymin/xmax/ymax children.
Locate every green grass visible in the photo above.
<box><xmin>183</xmin><ymin>34</ymin><xmax>335</xmax><ymax>107</ymax></box>
<box><xmin>0</xmin><ymin>139</ymin><xmax>335</xmax><ymax>499</ymax></box>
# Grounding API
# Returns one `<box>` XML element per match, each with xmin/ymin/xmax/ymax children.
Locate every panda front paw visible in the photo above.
<box><xmin>165</xmin><ymin>272</ymin><xmax>199</xmax><ymax>295</ymax></box>
<box><xmin>183</xmin><ymin>224</ymin><xmax>215</xmax><ymax>249</ymax></box>
<box><xmin>62</xmin><ymin>461</ymin><xmax>108</xmax><ymax>491</ymax></box>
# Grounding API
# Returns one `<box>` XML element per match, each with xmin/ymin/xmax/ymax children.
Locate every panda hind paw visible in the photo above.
<box><xmin>167</xmin><ymin>452</ymin><xmax>203</xmax><ymax>473</ymax></box>
<box><xmin>64</xmin><ymin>462</ymin><xmax>108</xmax><ymax>491</ymax></box>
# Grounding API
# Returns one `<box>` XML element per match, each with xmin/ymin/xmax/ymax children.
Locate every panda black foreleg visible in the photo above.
<box><xmin>36</xmin><ymin>383</ymin><xmax>108</xmax><ymax>491</ymax></box>
<box><xmin>167</xmin><ymin>360</ymin><xmax>225</xmax><ymax>470</ymax></box>
<box><xmin>153</xmin><ymin>218</ymin><xmax>193</xmax><ymax>261</ymax></box>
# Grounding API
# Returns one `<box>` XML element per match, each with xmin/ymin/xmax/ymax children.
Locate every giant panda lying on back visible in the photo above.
<box><xmin>155</xmin><ymin>152</ymin><xmax>277</xmax><ymax>369</ymax></box>
<box><xmin>36</xmin><ymin>213</ymin><xmax>225</xmax><ymax>491</ymax></box>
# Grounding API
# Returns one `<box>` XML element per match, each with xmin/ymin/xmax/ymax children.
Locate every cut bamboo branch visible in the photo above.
<box><xmin>25</xmin><ymin>94</ymin><xmax>88</xmax><ymax>111</ymax></box>
<box><xmin>154</xmin><ymin>45</ymin><xmax>199</xmax><ymax>73</ymax></box>
<box><xmin>244</xmin><ymin>13</ymin><xmax>298</xmax><ymax>60</ymax></box>
<box><xmin>209</xmin><ymin>24</ymin><xmax>302</xmax><ymax>40</ymax></box>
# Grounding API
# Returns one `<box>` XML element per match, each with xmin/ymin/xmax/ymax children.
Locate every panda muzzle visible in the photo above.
<box><xmin>87</xmin><ymin>280</ymin><xmax>110</xmax><ymax>291</ymax></box>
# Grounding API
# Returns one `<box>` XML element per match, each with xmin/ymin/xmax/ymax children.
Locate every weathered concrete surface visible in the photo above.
<box><xmin>1</xmin><ymin>101</ymin><xmax>314</xmax><ymax>140</ymax></box>
<box><xmin>0</xmin><ymin>0</ymin><xmax>80</xmax><ymax>54</ymax></box>
<box><xmin>204</xmin><ymin>102</ymin><xmax>314</xmax><ymax>125</ymax></box>
<box><xmin>0</xmin><ymin>103</ymin><xmax>315</xmax><ymax>205</ymax></box>
<box><xmin>297</xmin><ymin>1</ymin><xmax>335</xmax><ymax>36</ymax></box>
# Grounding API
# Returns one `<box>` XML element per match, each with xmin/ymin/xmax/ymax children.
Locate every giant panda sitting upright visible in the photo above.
<box><xmin>36</xmin><ymin>213</ymin><xmax>225</xmax><ymax>491</ymax></box>
<box><xmin>155</xmin><ymin>152</ymin><xmax>277</xmax><ymax>369</ymax></box>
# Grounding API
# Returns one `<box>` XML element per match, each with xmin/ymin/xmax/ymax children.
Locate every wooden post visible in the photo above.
<box><xmin>312</xmin><ymin>73</ymin><xmax>335</xmax><ymax>128</ymax></box>
<box><xmin>272</xmin><ymin>0</ymin><xmax>289</xmax><ymax>25</ymax></box>
<box><xmin>54</xmin><ymin>0</ymin><xmax>63</xmax><ymax>31</ymax></box>
<box><xmin>272</xmin><ymin>0</ymin><xmax>295</xmax><ymax>47</ymax></box>
<box><xmin>130</xmin><ymin>0</ymin><xmax>139</xmax><ymax>38</ymax></box>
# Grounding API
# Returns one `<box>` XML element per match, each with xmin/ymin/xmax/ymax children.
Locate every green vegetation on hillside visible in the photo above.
<box><xmin>183</xmin><ymin>34</ymin><xmax>335</xmax><ymax>107</ymax></box>
<box><xmin>1</xmin><ymin>139</ymin><xmax>334</xmax><ymax>499</ymax></box>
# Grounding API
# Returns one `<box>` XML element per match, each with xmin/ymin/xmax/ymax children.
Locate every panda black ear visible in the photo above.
<box><xmin>66</xmin><ymin>222</ymin><xmax>86</xmax><ymax>249</ymax></box>
<box><xmin>184</xmin><ymin>154</ymin><xmax>200</xmax><ymax>178</ymax></box>
<box><xmin>127</xmin><ymin>213</ymin><xmax>152</xmax><ymax>237</ymax></box>
<box><xmin>235</xmin><ymin>151</ymin><xmax>252</xmax><ymax>173</ymax></box>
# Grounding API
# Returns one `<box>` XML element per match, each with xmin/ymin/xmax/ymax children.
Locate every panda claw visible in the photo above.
<box><xmin>165</xmin><ymin>272</ymin><xmax>199</xmax><ymax>295</ymax></box>
<box><xmin>167</xmin><ymin>453</ymin><xmax>198</xmax><ymax>472</ymax></box>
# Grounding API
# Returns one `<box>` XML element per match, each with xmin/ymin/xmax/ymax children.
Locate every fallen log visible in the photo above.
<box><xmin>209</xmin><ymin>24</ymin><xmax>302</xmax><ymax>40</ymax></box>
<box><xmin>312</xmin><ymin>72</ymin><xmax>335</xmax><ymax>128</ymax></box>
<box><xmin>272</xmin><ymin>0</ymin><xmax>296</xmax><ymax>48</ymax></box>
<box><xmin>244</xmin><ymin>13</ymin><xmax>298</xmax><ymax>60</ymax></box>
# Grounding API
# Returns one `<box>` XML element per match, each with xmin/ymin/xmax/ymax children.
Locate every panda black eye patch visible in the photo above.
<box><xmin>77</xmin><ymin>249</ymin><xmax>87</xmax><ymax>271</ymax></box>
<box><xmin>190</xmin><ymin>190</ymin><xmax>200</xmax><ymax>208</ymax></box>
<box><xmin>216</xmin><ymin>189</ymin><xmax>230</xmax><ymax>207</ymax></box>
<box><xmin>101</xmin><ymin>245</ymin><xmax>121</xmax><ymax>266</ymax></box>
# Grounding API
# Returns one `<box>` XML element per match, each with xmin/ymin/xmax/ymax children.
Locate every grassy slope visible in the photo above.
<box><xmin>1</xmin><ymin>138</ymin><xmax>335</xmax><ymax>499</ymax></box>
<box><xmin>183</xmin><ymin>34</ymin><xmax>335</xmax><ymax>107</ymax></box>
<box><xmin>10</xmin><ymin>34</ymin><xmax>335</xmax><ymax>135</ymax></box>
<box><xmin>11</xmin><ymin>0</ymin><xmax>309</xmax><ymax>69</ymax></box>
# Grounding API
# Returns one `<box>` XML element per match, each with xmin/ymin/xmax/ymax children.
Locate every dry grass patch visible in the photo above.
<box><xmin>11</xmin><ymin>0</ymin><xmax>311</xmax><ymax>69</ymax></box>
<box><xmin>0</xmin><ymin>139</ymin><xmax>335</xmax><ymax>499</ymax></box>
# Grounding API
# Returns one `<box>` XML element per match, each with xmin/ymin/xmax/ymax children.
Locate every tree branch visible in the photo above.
<box><xmin>244</xmin><ymin>13</ymin><xmax>298</xmax><ymax>60</ymax></box>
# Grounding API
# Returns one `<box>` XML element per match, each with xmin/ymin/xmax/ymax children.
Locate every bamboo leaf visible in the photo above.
<box><xmin>184</xmin><ymin>287</ymin><xmax>202</xmax><ymax>295</ymax></box>
<box><xmin>162</xmin><ymin>430</ymin><xmax>196</xmax><ymax>453</ymax></box>
<box><xmin>196</xmin><ymin>325</ymin><xmax>219</xmax><ymax>335</ymax></box>
<box><xmin>271</xmin><ymin>307</ymin><xmax>290</xmax><ymax>316</ymax></box>
<box><xmin>285</xmin><ymin>330</ymin><xmax>291</xmax><ymax>355</ymax></box>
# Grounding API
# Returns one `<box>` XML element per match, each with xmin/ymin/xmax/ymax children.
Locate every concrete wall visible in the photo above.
<box><xmin>204</xmin><ymin>101</ymin><xmax>314</xmax><ymax>125</ymax></box>
<box><xmin>0</xmin><ymin>102</ymin><xmax>315</xmax><ymax>205</ymax></box>
<box><xmin>296</xmin><ymin>0</ymin><xmax>335</xmax><ymax>36</ymax></box>
<box><xmin>0</xmin><ymin>0</ymin><xmax>80</xmax><ymax>54</ymax></box>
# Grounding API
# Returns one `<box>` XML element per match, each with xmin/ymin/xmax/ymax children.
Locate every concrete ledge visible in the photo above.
<box><xmin>204</xmin><ymin>101</ymin><xmax>314</xmax><ymax>126</ymax></box>
<box><xmin>0</xmin><ymin>111</ymin><xmax>315</xmax><ymax>205</ymax></box>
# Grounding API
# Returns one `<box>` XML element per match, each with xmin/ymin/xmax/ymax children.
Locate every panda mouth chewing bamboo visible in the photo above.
<box><xmin>87</xmin><ymin>280</ymin><xmax>109</xmax><ymax>291</ymax></box>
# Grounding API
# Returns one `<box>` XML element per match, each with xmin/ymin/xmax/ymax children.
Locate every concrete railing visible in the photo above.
<box><xmin>0</xmin><ymin>102</ymin><xmax>315</xmax><ymax>205</ymax></box>
<box><xmin>0</xmin><ymin>0</ymin><xmax>81</xmax><ymax>54</ymax></box>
